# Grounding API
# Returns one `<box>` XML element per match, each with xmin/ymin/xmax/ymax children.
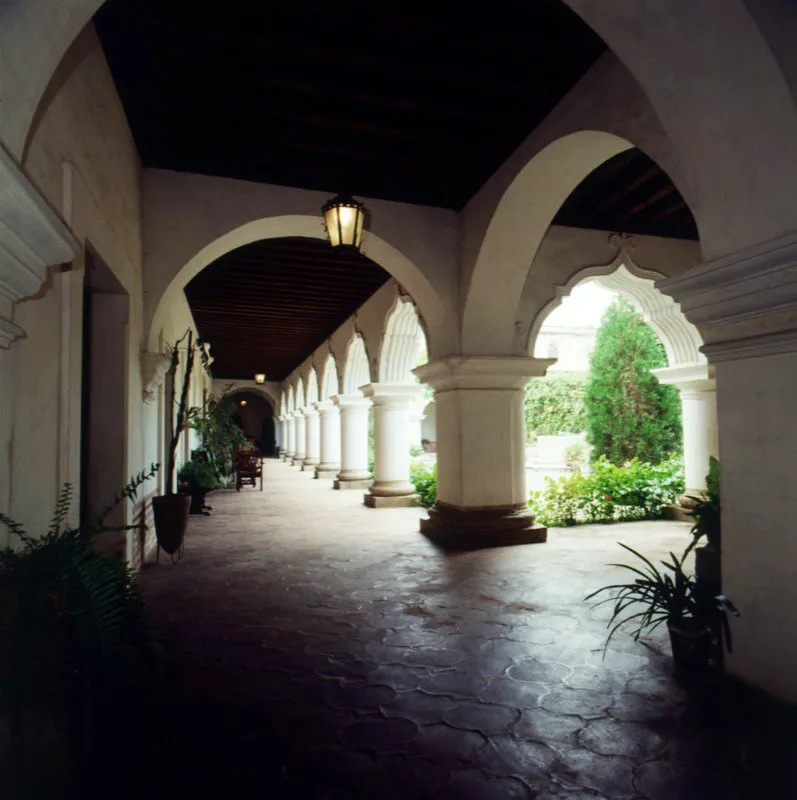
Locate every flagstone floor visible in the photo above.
<box><xmin>138</xmin><ymin>458</ymin><xmax>796</xmax><ymax>799</ymax></box>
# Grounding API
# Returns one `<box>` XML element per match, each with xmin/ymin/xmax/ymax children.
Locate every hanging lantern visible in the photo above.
<box><xmin>322</xmin><ymin>194</ymin><xmax>367</xmax><ymax>253</ymax></box>
<box><xmin>240</xmin><ymin>399</ymin><xmax>247</xmax><ymax>407</ymax></box>
<box><xmin>254</xmin><ymin>373</ymin><xmax>266</xmax><ymax>385</ymax></box>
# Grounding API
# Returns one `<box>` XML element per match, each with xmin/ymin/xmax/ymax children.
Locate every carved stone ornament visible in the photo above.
<box><xmin>0</xmin><ymin>145</ymin><xmax>79</xmax><ymax>347</ymax></box>
<box><xmin>141</xmin><ymin>351</ymin><xmax>172</xmax><ymax>404</ymax></box>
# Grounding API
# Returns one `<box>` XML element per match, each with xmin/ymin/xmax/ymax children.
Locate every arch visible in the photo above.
<box><xmin>378</xmin><ymin>296</ymin><xmax>427</xmax><ymax>383</ymax></box>
<box><xmin>529</xmin><ymin>255</ymin><xmax>704</xmax><ymax>368</ymax></box>
<box><xmin>320</xmin><ymin>353</ymin><xmax>339</xmax><ymax>399</ymax></box>
<box><xmin>305</xmin><ymin>367</ymin><xmax>319</xmax><ymax>405</ymax></box>
<box><xmin>227</xmin><ymin>385</ymin><xmax>275</xmax><ymax>412</ymax></box>
<box><xmin>147</xmin><ymin>216</ymin><xmax>452</xmax><ymax>357</ymax></box>
<box><xmin>463</xmin><ymin>131</ymin><xmax>634</xmax><ymax>354</ymax></box>
<box><xmin>287</xmin><ymin>385</ymin><xmax>295</xmax><ymax>413</ymax></box>
<box><xmin>295</xmin><ymin>377</ymin><xmax>305</xmax><ymax>410</ymax></box>
<box><xmin>342</xmin><ymin>334</ymin><xmax>370</xmax><ymax>395</ymax></box>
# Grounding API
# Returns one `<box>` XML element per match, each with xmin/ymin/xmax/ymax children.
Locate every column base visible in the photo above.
<box><xmin>364</xmin><ymin>493</ymin><xmax>418</xmax><ymax>508</ymax></box>
<box><xmin>369</xmin><ymin>480</ymin><xmax>416</xmax><ymax>497</ymax></box>
<box><xmin>333</xmin><ymin>478</ymin><xmax>373</xmax><ymax>490</ymax></box>
<box><xmin>292</xmin><ymin>457</ymin><xmax>306</xmax><ymax>467</ymax></box>
<box><xmin>420</xmin><ymin>502</ymin><xmax>547</xmax><ymax>551</ymax></box>
<box><xmin>301</xmin><ymin>458</ymin><xmax>319</xmax><ymax>471</ymax></box>
<box><xmin>315</xmin><ymin>466</ymin><xmax>340</xmax><ymax>479</ymax></box>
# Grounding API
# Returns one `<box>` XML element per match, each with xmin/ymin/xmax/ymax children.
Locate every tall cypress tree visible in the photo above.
<box><xmin>586</xmin><ymin>296</ymin><xmax>682</xmax><ymax>464</ymax></box>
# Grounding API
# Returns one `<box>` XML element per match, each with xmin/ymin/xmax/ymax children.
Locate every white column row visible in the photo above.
<box><xmin>277</xmin><ymin>383</ymin><xmax>424</xmax><ymax>506</ymax></box>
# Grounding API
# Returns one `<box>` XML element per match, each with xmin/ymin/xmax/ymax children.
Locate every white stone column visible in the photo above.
<box><xmin>285</xmin><ymin>413</ymin><xmax>296</xmax><ymax>461</ymax></box>
<box><xmin>314</xmin><ymin>400</ymin><xmax>341</xmax><ymax>479</ymax></box>
<box><xmin>659</xmin><ymin>237</ymin><xmax>797</xmax><ymax>704</ymax></box>
<box><xmin>413</xmin><ymin>357</ymin><xmax>550</xmax><ymax>548</ymax></box>
<box><xmin>274</xmin><ymin>416</ymin><xmax>282</xmax><ymax>453</ymax></box>
<box><xmin>653</xmin><ymin>363</ymin><xmax>719</xmax><ymax>494</ymax></box>
<box><xmin>302</xmin><ymin>405</ymin><xmax>320</xmax><ymax>471</ymax></box>
<box><xmin>278</xmin><ymin>415</ymin><xmax>289</xmax><ymax>459</ymax></box>
<box><xmin>361</xmin><ymin>383</ymin><xmax>425</xmax><ymax>507</ymax></box>
<box><xmin>332</xmin><ymin>395</ymin><xmax>372</xmax><ymax>489</ymax></box>
<box><xmin>293</xmin><ymin>410</ymin><xmax>307</xmax><ymax>465</ymax></box>
<box><xmin>408</xmin><ymin>397</ymin><xmax>426</xmax><ymax>450</ymax></box>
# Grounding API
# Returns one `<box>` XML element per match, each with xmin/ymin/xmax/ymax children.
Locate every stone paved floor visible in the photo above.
<box><xmin>139</xmin><ymin>459</ymin><xmax>797</xmax><ymax>799</ymax></box>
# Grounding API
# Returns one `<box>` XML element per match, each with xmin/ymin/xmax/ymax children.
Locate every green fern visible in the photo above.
<box><xmin>0</xmin><ymin>469</ymin><xmax>163</xmax><ymax>783</ymax></box>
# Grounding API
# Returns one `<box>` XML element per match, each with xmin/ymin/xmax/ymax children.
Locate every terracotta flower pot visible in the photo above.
<box><xmin>152</xmin><ymin>494</ymin><xmax>189</xmax><ymax>555</ymax></box>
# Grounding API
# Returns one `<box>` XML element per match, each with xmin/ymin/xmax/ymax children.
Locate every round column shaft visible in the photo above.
<box><xmin>285</xmin><ymin>413</ymin><xmax>296</xmax><ymax>460</ymax></box>
<box><xmin>314</xmin><ymin>400</ymin><xmax>341</xmax><ymax>479</ymax></box>
<box><xmin>293</xmin><ymin>411</ymin><xmax>307</xmax><ymax>465</ymax></box>
<box><xmin>303</xmin><ymin>406</ymin><xmax>320</xmax><ymax>470</ymax></box>
<box><xmin>332</xmin><ymin>395</ymin><xmax>372</xmax><ymax>489</ymax></box>
<box><xmin>362</xmin><ymin>383</ymin><xmax>424</xmax><ymax>507</ymax></box>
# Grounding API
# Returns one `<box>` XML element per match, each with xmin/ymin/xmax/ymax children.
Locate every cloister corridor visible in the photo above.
<box><xmin>129</xmin><ymin>459</ymin><xmax>794</xmax><ymax>799</ymax></box>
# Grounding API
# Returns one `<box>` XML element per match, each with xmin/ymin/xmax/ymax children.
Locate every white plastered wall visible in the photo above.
<box><xmin>4</xmin><ymin>26</ymin><xmax>147</xmax><ymax>546</ymax></box>
<box><xmin>143</xmin><ymin>170</ymin><xmax>458</xmax><ymax>358</ymax></box>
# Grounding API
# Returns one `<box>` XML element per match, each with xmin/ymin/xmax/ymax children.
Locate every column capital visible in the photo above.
<box><xmin>360</xmin><ymin>382</ymin><xmax>425</xmax><ymax>406</ymax></box>
<box><xmin>314</xmin><ymin>399</ymin><xmax>337</xmax><ymax>412</ymax></box>
<box><xmin>414</xmin><ymin>356</ymin><xmax>553</xmax><ymax>391</ymax></box>
<box><xmin>301</xmin><ymin>405</ymin><xmax>318</xmax><ymax>417</ymax></box>
<box><xmin>651</xmin><ymin>363</ymin><xmax>715</xmax><ymax>393</ymax></box>
<box><xmin>658</xmin><ymin>232</ymin><xmax>797</xmax><ymax>362</ymax></box>
<box><xmin>331</xmin><ymin>394</ymin><xmax>371</xmax><ymax>409</ymax></box>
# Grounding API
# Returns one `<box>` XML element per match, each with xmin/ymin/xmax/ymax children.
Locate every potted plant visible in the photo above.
<box><xmin>0</xmin><ymin>467</ymin><xmax>161</xmax><ymax>794</ymax></box>
<box><xmin>188</xmin><ymin>386</ymin><xmax>247</xmax><ymax>488</ymax></box>
<box><xmin>152</xmin><ymin>330</ymin><xmax>209</xmax><ymax>557</ymax></box>
<box><xmin>178</xmin><ymin>449</ymin><xmax>217</xmax><ymax>515</ymax></box>
<box><xmin>686</xmin><ymin>456</ymin><xmax>721</xmax><ymax>594</ymax></box>
<box><xmin>585</xmin><ymin>542</ymin><xmax>738</xmax><ymax>673</ymax></box>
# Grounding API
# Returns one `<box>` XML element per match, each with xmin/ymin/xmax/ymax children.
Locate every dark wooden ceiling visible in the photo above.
<box><xmin>184</xmin><ymin>238</ymin><xmax>389</xmax><ymax>380</ymax></box>
<box><xmin>95</xmin><ymin>0</ymin><xmax>606</xmax><ymax>210</ymax></box>
<box><xmin>554</xmin><ymin>149</ymin><xmax>698</xmax><ymax>240</ymax></box>
<box><xmin>95</xmin><ymin>1</ymin><xmax>697</xmax><ymax>381</ymax></box>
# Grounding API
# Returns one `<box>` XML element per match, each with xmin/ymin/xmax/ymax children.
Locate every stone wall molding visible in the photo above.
<box><xmin>140</xmin><ymin>351</ymin><xmax>172</xmax><ymax>404</ymax></box>
<box><xmin>0</xmin><ymin>145</ymin><xmax>79</xmax><ymax>347</ymax></box>
<box><xmin>658</xmin><ymin>232</ymin><xmax>797</xmax><ymax>350</ymax></box>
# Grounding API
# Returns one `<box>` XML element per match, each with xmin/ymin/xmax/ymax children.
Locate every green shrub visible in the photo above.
<box><xmin>529</xmin><ymin>457</ymin><xmax>684</xmax><ymax>527</ymax></box>
<box><xmin>525</xmin><ymin>374</ymin><xmax>587</xmax><ymax>442</ymax></box>
<box><xmin>410</xmin><ymin>461</ymin><xmax>437</xmax><ymax>508</ymax></box>
<box><xmin>586</xmin><ymin>297</ymin><xmax>682</xmax><ymax>464</ymax></box>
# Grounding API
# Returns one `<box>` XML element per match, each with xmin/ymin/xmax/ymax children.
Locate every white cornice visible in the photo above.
<box><xmin>658</xmin><ymin>232</ymin><xmax>797</xmax><ymax>329</ymax></box>
<box><xmin>0</xmin><ymin>146</ymin><xmax>79</xmax><ymax>347</ymax></box>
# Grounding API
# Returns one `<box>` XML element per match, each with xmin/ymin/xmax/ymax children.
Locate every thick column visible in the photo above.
<box><xmin>660</xmin><ymin>234</ymin><xmax>797</xmax><ymax>704</ymax></box>
<box><xmin>274</xmin><ymin>416</ymin><xmax>282</xmax><ymax>454</ymax></box>
<box><xmin>285</xmin><ymin>413</ymin><xmax>296</xmax><ymax>461</ymax></box>
<box><xmin>653</xmin><ymin>364</ymin><xmax>719</xmax><ymax>494</ymax></box>
<box><xmin>302</xmin><ymin>406</ymin><xmax>320</xmax><ymax>470</ymax></box>
<box><xmin>361</xmin><ymin>384</ymin><xmax>424</xmax><ymax>508</ymax></box>
<box><xmin>332</xmin><ymin>395</ymin><xmax>372</xmax><ymax>490</ymax></box>
<box><xmin>314</xmin><ymin>400</ymin><xmax>341</xmax><ymax>479</ymax></box>
<box><xmin>293</xmin><ymin>410</ymin><xmax>307</xmax><ymax>465</ymax></box>
<box><xmin>414</xmin><ymin>357</ymin><xmax>550</xmax><ymax>549</ymax></box>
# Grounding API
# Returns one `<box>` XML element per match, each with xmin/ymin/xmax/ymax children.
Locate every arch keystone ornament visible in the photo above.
<box><xmin>414</xmin><ymin>356</ymin><xmax>551</xmax><ymax>549</ymax></box>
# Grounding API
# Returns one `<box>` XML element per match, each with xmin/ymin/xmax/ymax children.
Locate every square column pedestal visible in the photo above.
<box><xmin>361</xmin><ymin>383</ymin><xmax>425</xmax><ymax>508</ymax></box>
<box><xmin>301</xmin><ymin>405</ymin><xmax>320</xmax><ymax>471</ymax></box>
<box><xmin>332</xmin><ymin>395</ymin><xmax>372</xmax><ymax>490</ymax></box>
<box><xmin>414</xmin><ymin>357</ymin><xmax>550</xmax><ymax>549</ymax></box>
<box><xmin>314</xmin><ymin>400</ymin><xmax>341</xmax><ymax>479</ymax></box>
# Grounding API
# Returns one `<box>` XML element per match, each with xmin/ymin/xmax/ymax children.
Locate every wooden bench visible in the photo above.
<box><xmin>235</xmin><ymin>451</ymin><xmax>263</xmax><ymax>491</ymax></box>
